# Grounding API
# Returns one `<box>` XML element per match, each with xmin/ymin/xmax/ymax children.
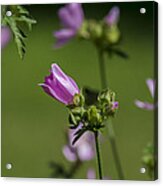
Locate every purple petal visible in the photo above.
<box><xmin>54</xmin><ymin>29</ymin><xmax>76</xmax><ymax>48</ymax></box>
<box><xmin>112</xmin><ymin>101</ymin><xmax>119</xmax><ymax>109</ymax></box>
<box><xmin>39</xmin><ymin>64</ymin><xmax>79</xmax><ymax>105</ymax></box>
<box><xmin>67</xmin><ymin>3</ymin><xmax>84</xmax><ymax>29</ymax></box>
<box><xmin>51</xmin><ymin>64</ymin><xmax>79</xmax><ymax>99</ymax></box>
<box><xmin>58</xmin><ymin>3</ymin><xmax>84</xmax><ymax>30</ymax></box>
<box><xmin>87</xmin><ymin>169</ymin><xmax>96</xmax><ymax>179</ymax></box>
<box><xmin>39</xmin><ymin>83</ymin><xmax>70</xmax><ymax>105</ymax></box>
<box><xmin>105</xmin><ymin>6</ymin><xmax>120</xmax><ymax>26</ymax></box>
<box><xmin>68</xmin><ymin>126</ymin><xmax>95</xmax><ymax>161</ymax></box>
<box><xmin>146</xmin><ymin>79</ymin><xmax>156</xmax><ymax>98</ymax></box>
<box><xmin>77</xmin><ymin>141</ymin><xmax>95</xmax><ymax>161</ymax></box>
<box><xmin>135</xmin><ymin>100</ymin><xmax>155</xmax><ymax>110</ymax></box>
<box><xmin>1</xmin><ymin>26</ymin><xmax>11</xmax><ymax>49</ymax></box>
<box><xmin>62</xmin><ymin>145</ymin><xmax>77</xmax><ymax>162</ymax></box>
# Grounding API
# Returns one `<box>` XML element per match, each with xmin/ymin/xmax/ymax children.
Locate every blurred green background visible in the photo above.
<box><xmin>2</xmin><ymin>1</ymin><xmax>157</xmax><ymax>180</ymax></box>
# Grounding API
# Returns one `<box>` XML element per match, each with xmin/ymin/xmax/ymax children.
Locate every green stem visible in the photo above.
<box><xmin>107</xmin><ymin>119</ymin><xmax>124</xmax><ymax>180</ymax></box>
<box><xmin>97</xmin><ymin>49</ymin><xmax>124</xmax><ymax>180</ymax></box>
<box><xmin>98</xmin><ymin>50</ymin><xmax>108</xmax><ymax>89</ymax></box>
<box><xmin>94</xmin><ymin>131</ymin><xmax>103</xmax><ymax>179</ymax></box>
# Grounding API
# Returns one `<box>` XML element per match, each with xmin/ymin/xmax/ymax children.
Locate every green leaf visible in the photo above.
<box><xmin>2</xmin><ymin>5</ymin><xmax>36</xmax><ymax>60</ymax></box>
<box><xmin>113</xmin><ymin>48</ymin><xmax>129</xmax><ymax>59</ymax></box>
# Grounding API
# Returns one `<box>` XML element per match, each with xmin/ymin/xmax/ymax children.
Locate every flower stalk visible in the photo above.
<box><xmin>97</xmin><ymin>48</ymin><xmax>124</xmax><ymax>180</ymax></box>
<box><xmin>94</xmin><ymin>131</ymin><xmax>103</xmax><ymax>179</ymax></box>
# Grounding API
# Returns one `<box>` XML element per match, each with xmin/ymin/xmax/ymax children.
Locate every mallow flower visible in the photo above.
<box><xmin>135</xmin><ymin>78</ymin><xmax>156</xmax><ymax>110</ymax></box>
<box><xmin>104</xmin><ymin>6</ymin><xmax>120</xmax><ymax>26</ymax></box>
<box><xmin>54</xmin><ymin>3</ymin><xmax>84</xmax><ymax>48</ymax></box>
<box><xmin>87</xmin><ymin>168</ymin><xmax>96</xmax><ymax>179</ymax></box>
<box><xmin>39</xmin><ymin>63</ymin><xmax>80</xmax><ymax>105</ymax></box>
<box><xmin>1</xmin><ymin>26</ymin><xmax>11</xmax><ymax>49</ymax></box>
<box><xmin>62</xmin><ymin>124</ymin><xmax>95</xmax><ymax>162</ymax></box>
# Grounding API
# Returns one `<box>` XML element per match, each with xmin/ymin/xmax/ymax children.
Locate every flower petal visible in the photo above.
<box><xmin>62</xmin><ymin>145</ymin><xmax>77</xmax><ymax>162</ymax></box>
<box><xmin>1</xmin><ymin>26</ymin><xmax>11</xmax><ymax>49</ymax></box>
<box><xmin>54</xmin><ymin>29</ymin><xmax>76</xmax><ymax>48</ymax></box>
<box><xmin>135</xmin><ymin>100</ymin><xmax>155</xmax><ymax>110</ymax></box>
<box><xmin>58</xmin><ymin>3</ymin><xmax>84</xmax><ymax>30</ymax></box>
<box><xmin>146</xmin><ymin>79</ymin><xmax>155</xmax><ymax>98</ymax></box>
<box><xmin>87</xmin><ymin>168</ymin><xmax>96</xmax><ymax>179</ymax></box>
<box><xmin>67</xmin><ymin>3</ymin><xmax>84</xmax><ymax>29</ymax></box>
<box><xmin>77</xmin><ymin>141</ymin><xmax>95</xmax><ymax>161</ymax></box>
<box><xmin>51</xmin><ymin>64</ymin><xmax>80</xmax><ymax>103</ymax></box>
<box><xmin>105</xmin><ymin>6</ymin><xmax>120</xmax><ymax>26</ymax></box>
<box><xmin>39</xmin><ymin>83</ymin><xmax>70</xmax><ymax>104</ymax></box>
<box><xmin>112</xmin><ymin>101</ymin><xmax>119</xmax><ymax>109</ymax></box>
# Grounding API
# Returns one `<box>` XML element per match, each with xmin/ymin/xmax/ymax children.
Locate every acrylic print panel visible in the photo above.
<box><xmin>1</xmin><ymin>1</ymin><xmax>158</xmax><ymax>181</ymax></box>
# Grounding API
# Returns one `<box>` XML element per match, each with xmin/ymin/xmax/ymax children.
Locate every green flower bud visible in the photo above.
<box><xmin>98</xmin><ymin>89</ymin><xmax>115</xmax><ymax>104</ymax></box>
<box><xmin>68</xmin><ymin>107</ymin><xmax>85</xmax><ymax>126</ymax></box>
<box><xmin>79</xmin><ymin>20</ymin><xmax>103</xmax><ymax>42</ymax></box>
<box><xmin>78</xmin><ymin>21</ymin><xmax>90</xmax><ymax>40</ymax></box>
<box><xmin>71</xmin><ymin>107</ymin><xmax>85</xmax><ymax>116</ymax></box>
<box><xmin>73</xmin><ymin>93</ymin><xmax>85</xmax><ymax>107</ymax></box>
<box><xmin>87</xmin><ymin>105</ymin><xmax>102</xmax><ymax>125</ymax></box>
<box><xmin>105</xmin><ymin>25</ymin><xmax>120</xmax><ymax>44</ymax></box>
<box><xmin>89</xmin><ymin>21</ymin><xmax>103</xmax><ymax>39</ymax></box>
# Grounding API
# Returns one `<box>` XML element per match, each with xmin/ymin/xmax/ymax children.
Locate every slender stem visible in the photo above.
<box><xmin>97</xmin><ymin>49</ymin><xmax>124</xmax><ymax>180</ymax></box>
<box><xmin>98</xmin><ymin>50</ymin><xmax>108</xmax><ymax>89</ymax></box>
<box><xmin>107</xmin><ymin>119</ymin><xmax>124</xmax><ymax>179</ymax></box>
<box><xmin>94</xmin><ymin>131</ymin><xmax>103</xmax><ymax>179</ymax></box>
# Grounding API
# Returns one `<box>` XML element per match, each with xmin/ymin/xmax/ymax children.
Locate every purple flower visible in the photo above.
<box><xmin>54</xmin><ymin>3</ymin><xmax>84</xmax><ymax>48</ymax></box>
<box><xmin>39</xmin><ymin>63</ymin><xmax>80</xmax><ymax>105</ymax></box>
<box><xmin>135</xmin><ymin>78</ymin><xmax>156</xmax><ymax>110</ymax></box>
<box><xmin>104</xmin><ymin>6</ymin><xmax>120</xmax><ymax>26</ymax></box>
<box><xmin>87</xmin><ymin>168</ymin><xmax>110</xmax><ymax>180</ymax></box>
<box><xmin>112</xmin><ymin>101</ymin><xmax>119</xmax><ymax>110</ymax></box>
<box><xmin>87</xmin><ymin>168</ymin><xmax>96</xmax><ymax>179</ymax></box>
<box><xmin>62</xmin><ymin>124</ymin><xmax>95</xmax><ymax>162</ymax></box>
<box><xmin>1</xmin><ymin>26</ymin><xmax>11</xmax><ymax>49</ymax></box>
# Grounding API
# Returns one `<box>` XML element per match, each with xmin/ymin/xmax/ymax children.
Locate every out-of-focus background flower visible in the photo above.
<box><xmin>1</xmin><ymin>2</ymin><xmax>157</xmax><ymax>180</ymax></box>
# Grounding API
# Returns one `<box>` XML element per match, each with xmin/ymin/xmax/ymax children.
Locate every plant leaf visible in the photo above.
<box><xmin>72</xmin><ymin>128</ymin><xmax>87</xmax><ymax>145</ymax></box>
<box><xmin>2</xmin><ymin>5</ymin><xmax>36</xmax><ymax>59</ymax></box>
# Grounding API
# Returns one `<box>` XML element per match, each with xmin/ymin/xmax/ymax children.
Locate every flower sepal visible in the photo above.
<box><xmin>68</xmin><ymin>88</ymin><xmax>119</xmax><ymax>145</ymax></box>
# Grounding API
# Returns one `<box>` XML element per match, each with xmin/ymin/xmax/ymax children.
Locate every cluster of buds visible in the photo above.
<box><xmin>39</xmin><ymin>63</ymin><xmax>119</xmax><ymax>145</ymax></box>
<box><xmin>78</xmin><ymin>18</ymin><xmax>120</xmax><ymax>49</ymax></box>
<box><xmin>68</xmin><ymin>89</ymin><xmax>119</xmax><ymax>144</ymax></box>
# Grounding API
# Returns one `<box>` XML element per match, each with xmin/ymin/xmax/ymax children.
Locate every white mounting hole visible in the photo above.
<box><xmin>6</xmin><ymin>11</ymin><xmax>12</xmax><ymax>17</ymax></box>
<box><xmin>6</xmin><ymin>163</ymin><xmax>12</xmax><ymax>170</ymax></box>
<box><xmin>140</xmin><ymin>8</ymin><xmax>146</xmax><ymax>14</ymax></box>
<box><xmin>140</xmin><ymin>167</ymin><xmax>146</xmax><ymax>174</ymax></box>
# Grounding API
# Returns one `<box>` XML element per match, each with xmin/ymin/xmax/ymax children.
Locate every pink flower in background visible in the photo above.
<box><xmin>62</xmin><ymin>124</ymin><xmax>95</xmax><ymax>162</ymax></box>
<box><xmin>87</xmin><ymin>168</ymin><xmax>110</xmax><ymax>179</ymax></box>
<box><xmin>1</xmin><ymin>26</ymin><xmax>11</xmax><ymax>49</ymax></box>
<box><xmin>54</xmin><ymin>3</ymin><xmax>84</xmax><ymax>48</ymax></box>
<box><xmin>39</xmin><ymin>63</ymin><xmax>80</xmax><ymax>105</ymax></box>
<box><xmin>104</xmin><ymin>6</ymin><xmax>120</xmax><ymax>26</ymax></box>
<box><xmin>135</xmin><ymin>78</ymin><xmax>156</xmax><ymax>110</ymax></box>
<box><xmin>87</xmin><ymin>168</ymin><xmax>96</xmax><ymax>179</ymax></box>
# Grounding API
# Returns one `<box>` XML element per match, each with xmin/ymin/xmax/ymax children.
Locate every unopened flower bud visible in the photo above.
<box><xmin>105</xmin><ymin>25</ymin><xmax>120</xmax><ymax>44</ymax></box>
<box><xmin>73</xmin><ymin>93</ymin><xmax>85</xmax><ymax>107</ymax></box>
<box><xmin>69</xmin><ymin>107</ymin><xmax>85</xmax><ymax>126</ymax></box>
<box><xmin>87</xmin><ymin>105</ymin><xmax>102</xmax><ymax>125</ymax></box>
<box><xmin>98</xmin><ymin>89</ymin><xmax>114</xmax><ymax>104</ymax></box>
